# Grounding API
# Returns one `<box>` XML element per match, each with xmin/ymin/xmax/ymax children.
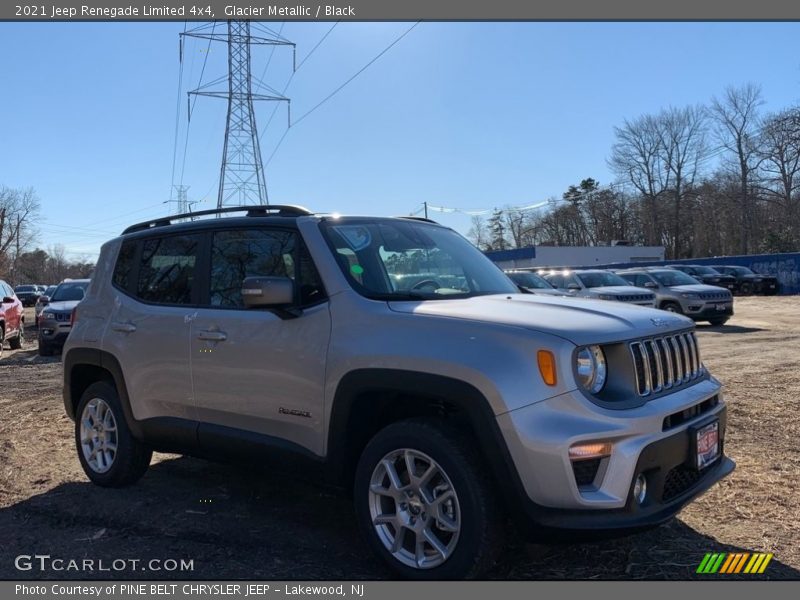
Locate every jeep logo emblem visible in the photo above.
<box><xmin>650</xmin><ymin>317</ymin><xmax>675</xmax><ymax>327</ymax></box>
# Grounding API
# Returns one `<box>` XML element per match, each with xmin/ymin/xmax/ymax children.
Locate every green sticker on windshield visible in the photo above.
<box><xmin>351</xmin><ymin>264</ymin><xmax>364</xmax><ymax>276</ymax></box>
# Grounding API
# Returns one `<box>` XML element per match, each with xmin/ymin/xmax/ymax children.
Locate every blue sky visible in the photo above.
<box><xmin>1</xmin><ymin>21</ymin><xmax>799</xmax><ymax>259</ymax></box>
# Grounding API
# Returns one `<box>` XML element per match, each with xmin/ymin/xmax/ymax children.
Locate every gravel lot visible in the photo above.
<box><xmin>1</xmin><ymin>297</ymin><xmax>799</xmax><ymax>580</ymax></box>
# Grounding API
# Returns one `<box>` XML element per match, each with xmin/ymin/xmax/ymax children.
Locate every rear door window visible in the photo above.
<box><xmin>136</xmin><ymin>234</ymin><xmax>201</xmax><ymax>305</ymax></box>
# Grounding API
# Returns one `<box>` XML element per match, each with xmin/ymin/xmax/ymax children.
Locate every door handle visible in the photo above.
<box><xmin>111</xmin><ymin>322</ymin><xmax>137</xmax><ymax>333</ymax></box>
<box><xmin>197</xmin><ymin>330</ymin><xmax>227</xmax><ymax>342</ymax></box>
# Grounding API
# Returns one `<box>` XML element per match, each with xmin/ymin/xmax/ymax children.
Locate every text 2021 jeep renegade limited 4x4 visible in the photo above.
<box><xmin>63</xmin><ymin>206</ymin><xmax>734</xmax><ymax>579</ymax></box>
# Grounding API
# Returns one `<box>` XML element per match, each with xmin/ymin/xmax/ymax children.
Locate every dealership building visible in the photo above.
<box><xmin>486</xmin><ymin>245</ymin><xmax>666</xmax><ymax>270</ymax></box>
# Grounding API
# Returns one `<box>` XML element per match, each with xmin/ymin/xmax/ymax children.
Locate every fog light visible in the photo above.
<box><xmin>633</xmin><ymin>474</ymin><xmax>647</xmax><ymax>505</ymax></box>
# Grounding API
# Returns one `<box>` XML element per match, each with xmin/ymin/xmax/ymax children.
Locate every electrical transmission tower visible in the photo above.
<box><xmin>173</xmin><ymin>185</ymin><xmax>190</xmax><ymax>214</ymax></box>
<box><xmin>182</xmin><ymin>22</ymin><xmax>294</xmax><ymax>208</ymax></box>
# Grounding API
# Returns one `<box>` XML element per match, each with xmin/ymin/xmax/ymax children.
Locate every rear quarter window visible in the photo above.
<box><xmin>136</xmin><ymin>234</ymin><xmax>200</xmax><ymax>305</ymax></box>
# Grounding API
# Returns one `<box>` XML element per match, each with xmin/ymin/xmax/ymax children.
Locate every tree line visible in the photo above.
<box><xmin>0</xmin><ymin>186</ymin><xmax>95</xmax><ymax>286</ymax></box>
<box><xmin>469</xmin><ymin>84</ymin><xmax>800</xmax><ymax>259</ymax></box>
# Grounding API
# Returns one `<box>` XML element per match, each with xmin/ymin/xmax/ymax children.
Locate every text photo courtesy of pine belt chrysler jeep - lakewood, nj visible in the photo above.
<box><xmin>61</xmin><ymin>205</ymin><xmax>734</xmax><ymax>579</ymax></box>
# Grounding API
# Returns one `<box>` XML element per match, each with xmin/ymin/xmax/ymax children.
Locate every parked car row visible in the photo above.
<box><xmin>0</xmin><ymin>279</ymin><xmax>91</xmax><ymax>358</ymax></box>
<box><xmin>507</xmin><ymin>264</ymin><xmax>742</xmax><ymax>326</ymax></box>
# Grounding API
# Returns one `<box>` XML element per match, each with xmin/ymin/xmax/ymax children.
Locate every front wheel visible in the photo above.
<box><xmin>709</xmin><ymin>317</ymin><xmax>729</xmax><ymax>326</ymax></box>
<box><xmin>354</xmin><ymin>419</ymin><xmax>504</xmax><ymax>579</ymax></box>
<box><xmin>38</xmin><ymin>340</ymin><xmax>54</xmax><ymax>356</ymax></box>
<box><xmin>75</xmin><ymin>381</ymin><xmax>152</xmax><ymax>487</ymax></box>
<box><xmin>9</xmin><ymin>321</ymin><xmax>24</xmax><ymax>350</ymax></box>
<box><xmin>661</xmin><ymin>301</ymin><xmax>683</xmax><ymax>314</ymax></box>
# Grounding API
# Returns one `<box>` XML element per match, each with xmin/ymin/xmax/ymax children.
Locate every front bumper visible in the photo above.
<box><xmin>684</xmin><ymin>302</ymin><xmax>733</xmax><ymax>320</ymax></box>
<box><xmin>38</xmin><ymin>322</ymin><xmax>71</xmax><ymax>346</ymax></box>
<box><xmin>497</xmin><ymin>379</ymin><xmax>733</xmax><ymax>532</ymax></box>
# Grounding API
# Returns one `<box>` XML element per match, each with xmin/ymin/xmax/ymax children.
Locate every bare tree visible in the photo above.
<box><xmin>0</xmin><ymin>186</ymin><xmax>40</xmax><ymax>282</ymax></box>
<box><xmin>757</xmin><ymin>107</ymin><xmax>800</xmax><ymax>246</ymax></box>
<box><xmin>467</xmin><ymin>215</ymin><xmax>490</xmax><ymax>250</ymax></box>
<box><xmin>608</xmin><ymin>114</ymin><xmax>670</xmax><ymax>247</ymax></box>
<box><xmin>711</xmin><ymin>84</ymin><xmax>764</xmax><ymax>254</ymax></box>
<box><xmin>657</xmin><ymin>105</ymin><xmax>709</xmax><ymax>258</ymax></box>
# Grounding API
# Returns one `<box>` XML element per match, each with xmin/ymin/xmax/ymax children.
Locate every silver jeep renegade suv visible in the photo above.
<box><xmin>63</xmin><ymin>206</ymin><xmax>734</xmax><ymax>579</ymax></box>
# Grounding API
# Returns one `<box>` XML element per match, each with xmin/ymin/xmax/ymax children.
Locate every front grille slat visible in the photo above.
<box><xmin>659</xmin><ymin>338</ymin><xmax>673</xmax><ymax>388</ymax></box>
<box><xmin>631</xmin><ymin>331</ymin><xmax>703</xmax><ymax>397</ymax></box>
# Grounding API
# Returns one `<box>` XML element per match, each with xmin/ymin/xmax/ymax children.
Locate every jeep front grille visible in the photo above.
<box><xmin>630</xmin><ymin>332</ymin><xmax>702</xmax><ymax>396</ymax></box>
<box><xmin>617</xmin><ymin>294</ymin><xmax>655</xmax><ymax>303</ymax></box>
<box><xmin>698</xmin><ymin>291</ymin><xmax>731</xmax><ymax>301</ymax></box>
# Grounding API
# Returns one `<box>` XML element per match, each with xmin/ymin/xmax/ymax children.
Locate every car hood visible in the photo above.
<box><xmin>45</xmin><ymin>300</ymin><xmax>81</xmax><ymax>312</ymax></box>
<box><xmin>388</xmin><ymin>294</ymin><xmax>693</xmax><ymax>346</ymax></box>
<box><xmin>583</xmin><ymin>285</ymin><xmax>653</xmax><ymax>296</ymax></box>
<box><xmin>670</xmin><ymin>284</ymin><xmax>730</xmax><ymax>294</ymax></box>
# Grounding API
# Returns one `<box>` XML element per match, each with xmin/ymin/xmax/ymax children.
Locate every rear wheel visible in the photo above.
<box><xmin>9</xmin><ymin>321</ymin><xmax>23</xmax><ymax>350</ymax></box>
<box><xmin>354</xmin><ymin>419</ymin><xmax>504</xmax><ymax>579</ymax></box>
<box><xmin>661</xmin><ymin>301</ymin><xmax>683</xmax><ymax>314</ymax></box>
<box><xmin>75</xmin><ymin>381</ymin><xmax>152</xmax><ymax>487</ymax></box>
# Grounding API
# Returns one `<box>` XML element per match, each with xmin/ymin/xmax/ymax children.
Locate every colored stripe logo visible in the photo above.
<box><xmin>697</xmin><ymin>552</ymin><xmax>773</xmax><ymax>574</ymax></box>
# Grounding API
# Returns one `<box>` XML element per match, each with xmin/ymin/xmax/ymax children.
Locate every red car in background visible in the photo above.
<box><xmin>0</xmin><ymin>279</ymin><xmax>25</xmax><ymax>357</ymax></box>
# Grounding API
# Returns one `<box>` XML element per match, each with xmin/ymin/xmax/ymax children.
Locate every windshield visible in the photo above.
<box><xmin>15</xmin><ymin>285</ymin><xmax>36</xmax><ymax>292</ymax></box>
<box><xmin>651</xmin><ymin>270</ymin><xmax>700</xmax><ymax>286</ymax></box>
<box><xmin>692</xmin><ymin>266</ymin><xmax>722</xmax><ymax>276</ymax></box>
<box><xmin>728</xmin><ymin>266</ymin><xmax>753</xmax><ymax>275</ymax></box>
<box><xmin>576</xmin><ymin>271</ymin><xmax>630</xmax><ymax>288</ymax></box>
<box><xmin>507</xmin><ymin>272</ymin><xmax>553</xmax><ymax>289</ymax></box>
<box><xmin>320</xmin><ymin>219</ymin><xmax>519</xmax><ymax>300</ymax></box>
<box><xmin>44</xmin><ymin>286</ymin><xmax>57</xmax><ymax>296</ymax></box>
<box><xmin>51</xmin><ymin>281</ymin><xmax>89</xmax><ymax>302</ymax></box>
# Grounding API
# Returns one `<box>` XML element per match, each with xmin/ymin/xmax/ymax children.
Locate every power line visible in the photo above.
<box><xmin>264</xmin><ymin>22</ymin><xmax>421</xmax><ymax>168</ymax></box>
<box><xmin>258</xmin><ymin>21</ymin><xmax>340</xmax><ymax>142</ymax></box>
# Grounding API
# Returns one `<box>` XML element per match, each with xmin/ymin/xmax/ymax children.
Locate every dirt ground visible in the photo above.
<box><xmin>1</xmin><ymin>298</ymin><xmax>798</xmax><ymax>580</ymax></box>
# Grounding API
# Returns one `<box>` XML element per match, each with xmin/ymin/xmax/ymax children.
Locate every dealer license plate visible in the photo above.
<box><xmin>696</xmin><ymin>421</ymin><xmax>720</xmax><ymax>470</ymax></box>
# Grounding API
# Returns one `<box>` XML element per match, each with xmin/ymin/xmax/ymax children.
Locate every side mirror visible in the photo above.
<box><xmin>2</xmin><ymin>296</ymin><xmax>14</xmax><ymax>304</ymax></box>
<box><xmin>644</xmin><ymin>281</ymin><xmax>657</xmax><ymax>288</ymax></box>
<box><xmin>39</xmin><ymin>296</ymin><xmax>50</xmax><ymax>305</ymax></box>
<box><xmin>241</xmin><ymin>276</ymin><xmax>298</xmax><ymax>317</ymax></box>
<box><xmin>567</xmin><ymin>283</ymin><xmax>581</xmax><ymax>291</ymax></box>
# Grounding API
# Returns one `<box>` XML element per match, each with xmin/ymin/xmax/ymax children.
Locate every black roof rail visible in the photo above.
<box><xmin>395</xmin><ymin>216</ymin><xmax>439</xmax><ymax>224</ymax></box>
<box><xmin>122</xmin><ymin>205</ymin><xmax>313</xmax><ymax>234</ymax></box>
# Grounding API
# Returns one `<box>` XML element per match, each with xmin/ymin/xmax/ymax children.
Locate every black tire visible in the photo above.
<box><xmin>38</xmin><ymin>340</ymin><xmax>54</xmax><ymax>357</ymax></box>
<box><xmin>9</xmin><ymin>321</ymin><xmax>23</xmax><ymax>350</ymax></box>
<box><xmin>354</xmin><ymin>418</ymin><xmax>504</xmax><ymax>579</ymax></box>
<box><xmin>709</xmin><ymin>318</ymin><xmax>729</xmax><ymax>326</ymax></box>
<box><xmin>661</xmin><ymin>301</ymin><xmax>683</xmax><ymax>314</ymax></box>
<box><xmin>75</xmin><ymin>381</ymin><xmax>152</xmax><ymax>487</ymax></box>
<box><xmin>739</xmin><ymin>282</ymin><xmax>753</xmax><ymax>295</ymax></box>
<box><xmin>0</xmin><ymin>325</ymin><xmax>4</xmax><ymax>360</ymax></box>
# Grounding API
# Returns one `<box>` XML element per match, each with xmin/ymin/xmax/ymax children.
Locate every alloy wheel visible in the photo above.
<box><xmin>79</xmin><ymin>398</ymin><xmax>118</xmax><ymax>473</ymax></box>
<box><xmin>368</xmin><ymin>448</ymin><xmax>461</xmax><ymax>569</ymax></box>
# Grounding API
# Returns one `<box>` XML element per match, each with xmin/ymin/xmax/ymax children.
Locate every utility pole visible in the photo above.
<box><xmin>423</xmin><ymin>201</ymin><xmax>428</xmax><ymax>219</ymax></box>
<box><xmin>14</xmin><ymin>215</ymin><xmax>20</xmax><ymax>285</ymax></box>
<box><xmin>183</xmin><ymin>21</ymin><xmax>294</xmax><ymax>208</ymax></box>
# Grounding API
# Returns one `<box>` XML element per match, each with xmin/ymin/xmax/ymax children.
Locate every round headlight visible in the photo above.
<box><xmin>576</xmin><ymin>345</ymin><xmax>607</xmax><ymax>394</ymax></box>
